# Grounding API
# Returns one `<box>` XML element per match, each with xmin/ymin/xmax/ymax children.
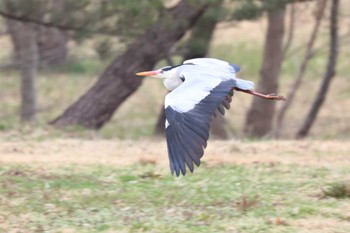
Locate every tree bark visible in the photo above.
<box><xmin>36</xmin><ymin>26</ymin><xmax>68</xmax><ymax>67</ymax></box>
<box><xmin>153</xmin><ymin>2</ymin><xmax>229</xmax><ymax>138</ymax></box>
<box><xmin>7</xmin><ymin>20</ymin><xmax>39</xmax><ymax>122</ymax></box>
<box><xmin>275</xmin><ymin>0</ymin><xmax>327</xmax><ymax>137</ymax></box>
<box><xmin>37</xmin><ymin>0</ymin><xmax>68</xmax><ymax>66</ymax></box>
<box><xmin>5</xmin><ymin>0</ymin><xmax>68</xmax><ymax>68</ymax></box>
<box><xmin>51</xmin><ymin>0</ymin><xmax>207</xmax><ymax>128</ymax></box>
<box><xmin>6</xmin><ymin>25</ymin><xmax>68</xmax><ymax>70</ymax></box>
<box><xmin>296</xmin><ymin>0</ymin><xmax>339</xmax><ymax>139</ymax></box>
<box><xmin>244</xmin><ymin>4</ymin><xmax>286</xmax><ymax>138</ymax></box>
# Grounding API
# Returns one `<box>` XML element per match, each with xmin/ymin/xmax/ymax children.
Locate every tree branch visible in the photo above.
<box><xmin>283</xmin><ymin>3</ymin><xmax>296</xmax><ymax>57</ymax></box>
<box><xmin>274</xmin><ymin>0</ymin><xmax>327</xmax><ymax>137</ymax></box>
<box><xmin>296</xmin><ymin>0</ymin><xmax>339</xmax><ymax>139</ymax></box>
<box><xmin>0</xmin><ymin>10</ymin><xmax>118</xmax><ymax>36</ymax></box>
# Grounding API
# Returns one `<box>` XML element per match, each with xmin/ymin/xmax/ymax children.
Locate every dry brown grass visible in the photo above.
<box><xmin>293</xmin><ymin>218</ymin><xmax>350</xmax><ymax>233</ymax></box>
<box><xmin>0</xmin><ymin>139</ymin><xmax>349</xmax><ymax>168</ymax></box>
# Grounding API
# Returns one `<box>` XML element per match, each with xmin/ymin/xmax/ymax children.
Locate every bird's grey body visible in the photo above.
<box><xmin>136</xmin><ymin>58</ymin><xmax>284</xmax><ymax>176</ymax></box>
<box><xmin>161</xmin><ymin>58</ymin><xmax>253</xmax><ymax>92</ymax></box>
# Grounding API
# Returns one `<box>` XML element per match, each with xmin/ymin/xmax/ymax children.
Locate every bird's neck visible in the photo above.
<box><xmin>163</xmin><ymin>75</ymin><xmax>183</xmax><ymax>91</ymax></box>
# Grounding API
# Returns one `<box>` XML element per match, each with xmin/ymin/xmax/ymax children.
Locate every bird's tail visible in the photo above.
<box><xmin>235</xmin><ymin>78</ymin><xmax>254</xmax><ymax>90</ymax></box>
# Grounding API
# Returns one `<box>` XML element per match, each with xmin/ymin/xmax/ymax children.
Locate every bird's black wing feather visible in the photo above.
<box><xmin>165</xmin><ymin>79</ymin><xmax>236</xmax><ymax>176</ymax></box>
<box><xmin>230</xmin><ymin>64</ymin><xmax>241</xmax><ymax>73</ymax></box>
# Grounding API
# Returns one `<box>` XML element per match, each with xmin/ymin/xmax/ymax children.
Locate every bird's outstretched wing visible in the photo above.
<box><xmin>164</xmin><ymin>70</ymin><xmax>236</xmax><ymax>176</ymax></box>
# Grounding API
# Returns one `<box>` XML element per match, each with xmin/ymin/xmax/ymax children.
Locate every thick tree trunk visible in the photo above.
<box><xmin>154</xmin><ymin>2</ymin><xmax>229</xmax><ymax>138</ymax></box>
<box><xmin>51</xmin><ymin>0</ymin><xmax>207</xmax><ymax>128</ymax></box>
<box><xmin>7</xmin><ymin>20</ymin><xmax>38</xmax><ymax>122</ymax></box>
<box><xmin>244</xmin><ymin>5</ymin><xmax>286</xmax><ymax>138</ymax></box>
<box><xmin>275</xmin><ymin>0</ymin><xmax>327</xmax><ymax>137</ymax></box>
<box><xmin>296</xmin><ymin>0</ymin><xmax>339</xmax><ymax>139</ymax></box>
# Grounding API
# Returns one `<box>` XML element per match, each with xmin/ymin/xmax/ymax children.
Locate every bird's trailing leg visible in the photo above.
<box><xmin>234</xmin><ymin>88</ymin><xmax>286</xmax><ymax>101</ymax></box>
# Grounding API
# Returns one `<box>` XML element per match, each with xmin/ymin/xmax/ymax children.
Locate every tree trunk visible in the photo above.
<box><xmin>275</xmin><ymin>0</ymin><xmax>327</xmax><ymax>137</ymax></box>
<box><xmin>4</xmin><ymin>0</ymin><xmax>68</xmax><ymax>69</ymax></box>
<box><xmin>211</xmin><ymin>113</ymin><xmax>232</xmax><ymax>139</ymax></box>
<box><xmin>51</xmin><ymin>0</ymin><xmax>207</xmax><ymax>128</ymax></box>
<box><xmin>154</xmin><ymin>2</ymin><xmax>229</xmax><ymax>138</ymax></box>
<box><xmin>244</xmin><ymin>4</ymin><xmax>286</xmax><ymax>138</ymax></box>
<box><xmin>36</xmin><ymin>26</ymin><xmax>68</xmax><ymax>67</ymax></box>
<box><xmin>6</xmin><ymin>26</ymin><xmax>68</xmax><ymax>70</ymax></box>
<box><xmin>296</xmin><ymin>0</ymin><xmax>339</xmax><ymax>139</ymax></box>
<box><xmin>7</xmin><ymin>20</ymin><xmax>38</xmax><ymax>122</ymax></box>
<box><xmin>154</xmin><ymin>55</ymin><xmax>173</xmax><ymax>136</ymax></box>
<box><xmin>37</xmin><ymin>0</ymin><xmax>68</xmax><ymax>67</ymax></box>
<box><xmin>282</xmin><ymin>3</ymin><xmax>295</xmax><ymax>57</ymax></box>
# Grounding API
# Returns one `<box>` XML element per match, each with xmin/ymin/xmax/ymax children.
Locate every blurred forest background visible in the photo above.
<box><xmin>1</xmin><ymin>1</ymin><xmax>350</xmax><ymax>232</ymax></box>
<box><xmin>0</xmin><ymin>0</ymin><xmax>349</xmax><ymax>140</ymax></box>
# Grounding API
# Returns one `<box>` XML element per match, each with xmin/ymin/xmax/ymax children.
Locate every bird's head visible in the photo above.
<box><xmin>136</xmin><ymin>66</ymin><xmax>177</xmax><ymax>79</ymax></box>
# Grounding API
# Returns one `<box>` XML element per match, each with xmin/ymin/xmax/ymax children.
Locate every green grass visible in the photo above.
<box><xmin>1</xmin><ymin>162</ymin><xmax>349</xmax><ymax>232</ymax></box>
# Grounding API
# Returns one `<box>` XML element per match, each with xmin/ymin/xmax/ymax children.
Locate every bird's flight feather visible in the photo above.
<box><xmin>164</xmin><ymin>65</ymin><xmax>238</xmax><ymax>176</ymax></box>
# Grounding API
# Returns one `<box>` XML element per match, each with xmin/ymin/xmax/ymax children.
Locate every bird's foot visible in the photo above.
<box><xmin>234</xmin><ymin>88</ymin><xmax>286</xmax><ymax>101</ymax></box>
<box><xmin>265</xmin><ymin>93</ymin><xmax>286</xmax><ymax>101</ymax></box>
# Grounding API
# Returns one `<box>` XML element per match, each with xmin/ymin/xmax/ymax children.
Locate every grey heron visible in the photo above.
<box><xmin>136</xmin><ymin>58</ymin><xmax>285</xmax><ymax>176</ymax></box>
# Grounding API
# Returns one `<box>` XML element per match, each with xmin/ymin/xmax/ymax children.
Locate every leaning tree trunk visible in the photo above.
<box><xmin>7</xmin><ymin>20</ymin><xmax>38</xmax><ymax>122</ymax></box>
<box><xmin>244</xmin><ymin>4</ymin><xmax>286</xmax><ymax>138</ymax></box>
<box><xmin>51</xmin><ymin>0</ymin><xmax>207</xmax><ymax>128</ymax></box>
<box><xmin>296</xmin><ymin>0</ymin><xmax>339</xmax><ymax>139</ymax></box>
<box><xmin>154</xmin><ymin>1</ymin><xmax>227</xmax><ymax>138</ymax></box>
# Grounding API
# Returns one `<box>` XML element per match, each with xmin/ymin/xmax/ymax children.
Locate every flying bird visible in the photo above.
<box><xmin>136</xmin><ymin>58</ymin><xmax>285</xmax><ymax>176</ymax></box>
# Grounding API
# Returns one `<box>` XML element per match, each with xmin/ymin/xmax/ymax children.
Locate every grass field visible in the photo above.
<box><xmin>1</xmin><ymin>139</ymin><xmax>350</xmax><ymax>233</ymax></box>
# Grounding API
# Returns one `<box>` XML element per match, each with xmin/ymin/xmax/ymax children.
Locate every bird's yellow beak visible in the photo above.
<box><xmin>136</xmin><ymin>70</ymin><xmax>160</xmax><ymax>77</ymax></box>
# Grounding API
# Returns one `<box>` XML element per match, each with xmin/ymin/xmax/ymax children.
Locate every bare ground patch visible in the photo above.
<box><xmin>292</xmin><ymin>218</ymin><xmax>350</xmax><ymax>233</ymax></box>
<box><xmin>0</xmin><ymin>139</ymin><xmax>349</xmax><ymax>168</ymax></box>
